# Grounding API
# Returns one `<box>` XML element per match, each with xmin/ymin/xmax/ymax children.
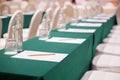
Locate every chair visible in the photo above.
<box><xmin>3</xmin><ymin>10</ymin><xmax>23</xmax><ymax>39</ymax></box>
<box><xmin>24</xmin><ymin>2</ymin><xmax>36</xmax><ymax>13</ymax></box>
<box><xmin>0</xmin><ymin>18</ymin><xmax>6</xmax><ymax>49</ymax></box>
<box><xmin>0</xmin><ymin>3</ymin><xmax>11</xmax><ymax>16</ymax></box>
<box><xmin>96</xmin><ymin>43</ymin><xmax>120</xmax><ymax>56</ymax></box>
<box><xmin>63</xmin><ymin>2</ymin><xmax>74</xmax><ymax>23</ymax></box>
<box><xmin>46</xmin><ymin>7</ymin><xmax>53</xmax><ymax>21</ymax></box>
<box><xmin>51</xmin><ymin>7</ymin><xmax>61</xmax><ymax>30</ymax></box>
<box><xmin>92</xmin><ymin>54</ymin><xmax>120</xmax><ymax>73</ymax></box>
<box><xmin>23</xmin><ymin>9</ymin><xmax>43</xmax><ymax>41</ymax></box>
<box><xmin>116</xmin><ymin>5</ymin><xmax>120</xmax><ymax>25</ymax></box>
<box><xmin>108</xmin><ymin>33</ymin><xmax>120</xmax><ymax>38</ymax></box>
<box><xmin>103</xmin><ymin>37</ymin><xmax>120</xmax><ymax>44</ymax></box>
<box><xmin>81</xmin><ymin>70</ymin><xmax>120</xmax><ymax>80</ymax></box>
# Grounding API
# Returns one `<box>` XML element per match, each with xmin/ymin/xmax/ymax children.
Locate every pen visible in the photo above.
<box><xmin>28</xmin><ymin>53</ymin><xmax>55</xmax><ymax>56</ymax></box>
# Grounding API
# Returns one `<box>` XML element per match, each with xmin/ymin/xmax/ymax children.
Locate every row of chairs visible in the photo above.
<box><xmin>81</xmin><ymin>5</ymin><xmax>120</xmax><ymax>80</ymax></box>
<box><xmin>0</xmin><ymin>1</ymin><xmax>35</xmax><ymax>16</ymax></box>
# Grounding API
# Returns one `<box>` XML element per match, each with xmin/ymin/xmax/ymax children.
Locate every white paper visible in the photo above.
<box><xmin>46</xmin><ymin>37</ymin><xmax>86</xmax><ymax>44</ymax></box>
<box><xmin>103</xmin><ymin>44</ymin><xmax>120</xmax><ymax>55</ymax></box>
<box><xmin>93</xmin><ymin>16</ymin><xmax>110</xmax><ymax>20</ymax></box>
<box><xmin>59</xmin><ymin>28</ymin><xmax>96</xmax><ymax>33</ymax></box>
<box><xmin>82</xmin><ymin>19</ymin><xmax>107</xmax><ymax>22</ymax></box>
<box><xmin>12</xmin><ymin>50</ymin><xmax>68</xmax><ymax>62</ymax></box>
<box><xmin>24</xmin><ymin>11</ymin><xmax>34</xmax><ymax>15</ymax></box>
<box><xmin>71</xmin><ymin>23</ymin><xmax>102</xmax><ymax>27</ymax></box>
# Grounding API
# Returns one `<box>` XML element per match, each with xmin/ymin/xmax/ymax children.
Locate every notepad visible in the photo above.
<box><xmin>82</xmin><ymin>19</ymin><xmax>107</xmax><ymax>22</ymax></box>
<box><xmin>59</xmin><ymin>28</ymin><xmax>96</xmax><ymax>33</ymax></box>
<box><xmin>12</xmin><ymin>50</ymin><xmax>68</xmax><ymax>62</ymax></box>
<box><xmin>71</xmin><ymin>23</ymin><xmax>102</xmax><ymax>27</ymax></box>
<box><xmin>46</xmin><ymin>37</ymin><xmax>86</xmax><ymax>44</ymax></box>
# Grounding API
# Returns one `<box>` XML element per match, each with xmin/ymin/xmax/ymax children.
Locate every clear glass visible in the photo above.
<box><xmin>39</xmin><ymin>18</ymin><xmax>50</xmax><ymax>40</ymax></box>
<box><xmin>15</xmin><ymin>18</ymin><xmax>23</xmax><ymax>53</ymax></box>
<box><xmin>4</xmin><ymin>39</ymin><xmax>17</xmax><ymax>55</ymax></box>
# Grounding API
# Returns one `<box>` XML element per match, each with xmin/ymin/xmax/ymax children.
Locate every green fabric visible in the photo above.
<box><xmin>1</xmin><ymin>17</ymin><xmax>10</xmax><ymax>37</ymax></box>
<box><xmin>66</xmin><ymin>21</ymin><xmax>103</xmax><ymax>56</ymax></box>
<box><xmin>0</xmin><ymin>31</ymin><xmax>93</xmax><ymax>80</ymax></box>
<box><xmin>23</xmin><ymin>14</ymin><xmax>33</xmax><ymax>28</ymax></box>
<box><xmin>0</xmin><ymin>15</ymin><xmax>116</xmax><ymax>80</ymax></box>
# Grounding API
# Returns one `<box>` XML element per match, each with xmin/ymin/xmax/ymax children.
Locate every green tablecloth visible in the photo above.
<box><xmin>0</xmin><ymin>32</ymin><xmax>93</xmax><ymax>80</ymax></box>
<box><xmin>0</xmin><ymin>14</ymin><xmax>116</xmax><ymax>80</ymax></box>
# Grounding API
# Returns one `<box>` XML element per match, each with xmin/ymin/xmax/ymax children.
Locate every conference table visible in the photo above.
<box><xmin>0</xmin><ymin>13</ymin><xmax>116</xmax><ymax>80</ymax></box>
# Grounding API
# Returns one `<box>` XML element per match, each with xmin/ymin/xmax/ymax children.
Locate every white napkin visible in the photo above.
<box><xmin>12</xmin><ymin>50</ymin><xmax>68</xmax><ymax>62</ymax></box>
<box><xmin>82</xmin><ymin>19</ymin><xmax>107</xmax><ymax>22</ymax></box>
<box><xmin>59</xmin><ymin>28</ymin><xmax>96</xmax><ymax>33</ymax></box>
<box><xmin>71</xmin><ymin>23</ymin><xmax>102</xmax><ymax>27</ymax></box>
<box><xmin>46</xmin><ymin>37</ymin><xmax>86</xmax><ymax>44</ymax></box>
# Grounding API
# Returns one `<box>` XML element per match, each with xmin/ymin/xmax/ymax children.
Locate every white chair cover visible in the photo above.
<box><xmin>23</xmin><ymin>9</ymin><xmax>43</xmax><ymax>41</ymax></box>
<box><xmin>92</xmin><ymin>54</ymin><xmax>120</xmax><ymax>73</ymax></box>
<box><xmin>81</xmin><ymin>70</ymin><xmax>120</xmax><ymax>80</ymax></box>
<box><xmin>63</xmin><ymin>2</ymin><xmax>74</xmax><ymax>23</ymax></box>
<box><xmin>3</xmin><ymin>10</ymin><xmax>23</xmax><ymax>39</ymax></box>
<box><xmin>0</xmin><ymin>18</ymin><xmax>6</xmax><ymax>49</ymax></box>
<box><xmin>51</xmin><ymin>7</ymin><xmax>61</xmax><ymax>30</ymax></box>
<box><xmin>108</xmin><ymin>33</ymin><xmax>120</xmax><ymax>38</ymax></box>
<box><xmin>96</xmin><ymin>43</ymin><xmax>120</xmax><ymax>56</ymax></box>
<box><xmin>116</xmin><ymin>5</ymin><xmax>120</xmax><ymax>25</ymax></box>
<box><xmin>103</xmin><ymin>37</ymin><xmax>120</xmax><ymax>44</ymax></box>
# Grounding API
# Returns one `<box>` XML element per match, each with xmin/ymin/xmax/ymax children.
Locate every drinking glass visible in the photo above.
<box><xmin>4</xmin><ymin>39</ymin><xmax>17</xmax><ymax>55</ymax></box>
<box><xmin>39</xmin><ymin>21</ymin><xmax>50</xmax><ymax>40</ymax></box>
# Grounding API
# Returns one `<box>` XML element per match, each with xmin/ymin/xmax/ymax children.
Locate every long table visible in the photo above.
<box><xmin>0</xmin><ymin>14</ymin><xmax>116</xmax><ymax>80</ymax></box>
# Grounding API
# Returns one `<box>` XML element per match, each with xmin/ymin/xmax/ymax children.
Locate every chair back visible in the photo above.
<box><xmin>51</xmin><ymin>7</ymin><xmax>61</xmax><ymax>30</ymax></box>
<box><xmin>116</xmin><ymin>5</ymin><xmax>120</xmax><ymax>25</ymax></box>
<box><xmin>7</xmin><ymin>10</ymin><xmax>23</xmax><ymax>39</ymax></box>
<box><xmin>24</xmin><ymin>3</ymin><xmax>36</xmax><ymax>12</ymax></box>
<box><xmin>63</xmin><ymin>2</ymin><xmax>74</xmax><ymax>23</ymax></box>
<box><xmin>46</xmin><ymin>7</ymin><xmax>53</xmax><ymax>21</ymax></box>
<box><xmin>0</xmin><ymin>19</ymin><xmax>2</xmax><ymax>38</ymax></box>
<box><xmin>28</xmin><ymin>9</ymin><xmax>43</xmax><ymax>39</ymax></box>
<box><xmin>0</xmin><ymin>3</ymin><xmax>11</xmax><ymax>16</ymax></box>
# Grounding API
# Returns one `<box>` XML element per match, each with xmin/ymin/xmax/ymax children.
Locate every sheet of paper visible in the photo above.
<box><xmin>24</xmin><ymin>12</ymin><xmax>34</xmax><ymax>15</ymax></box>
<box><xmin>12</xmin><ymin>50</ymin><xmax>68</xmax><ymax>62</ymax></box>
<box><xmin>59</xmin><ymin>28</ymin><xmax>96</xmax><ymax>33</ymax></box>
<box><xmin>46</xmin><ymin>37</ymin><xmax>86</xmax><ymax>44</ymax></box>
<box><xmin>93</xmin><ymin>16</ymin><xmax>110</xmax><ymax>20</ymax></box>
<box><xmin>82</xmin><ymin>19</ymin><xmax>107</xmax><ymax>22</ymax></box>
<box><xmin>71</xmin><ymin>23</ymin><xmax>102</xmax><ymax>27</ymax></box>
